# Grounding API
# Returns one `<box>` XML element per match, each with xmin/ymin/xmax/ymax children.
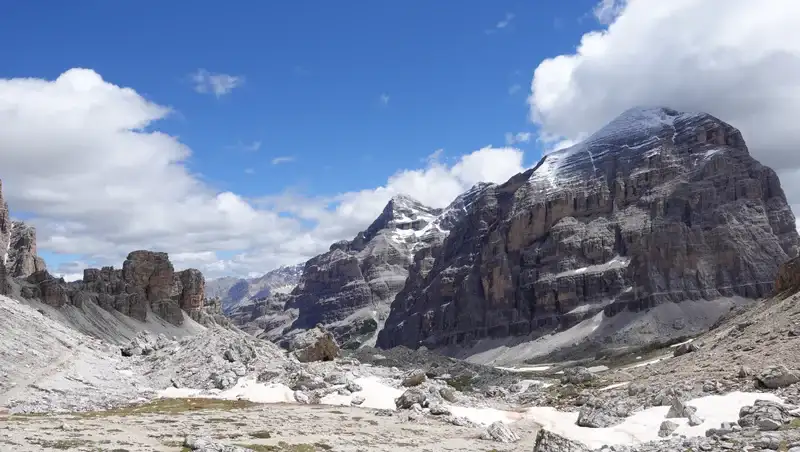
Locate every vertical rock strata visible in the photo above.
<box><xmin>377</xmin><ymin>107</ymin><xmax>800</xmax><ymax>350</ymax></box>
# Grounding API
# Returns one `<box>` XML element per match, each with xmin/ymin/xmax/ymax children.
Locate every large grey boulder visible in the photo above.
<box><xmin>738</xmin><ymin>400</ymin><xmax>793</xmax><ymax>430</ymax></box>
<box><xmin>757</xmin><ymin>365</ymin><xmax>800</xmax><ymax>389</ymax></box>
<box><xmin>533</xmin><ymin>429</ymin><xmax>590</xmax><ymax>452</ymax></box>
<box><xmin>480</xmin><ymin>421</ymin><xmax>519</xmax><ymax>443</ymax></box>
<box><xmin>289</xmin><ymin>326</ymin><xmax>340</xmax><ymax>362</ymax></box>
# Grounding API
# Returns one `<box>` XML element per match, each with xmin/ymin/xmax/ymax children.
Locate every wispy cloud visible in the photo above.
<box><xmin>496</xmin><ymin>12</ymin><xmax>515</xmax><ymax>29</ymax></box>
<box><xmin>379</xmin><ymin>93</ymin><xmax>390</xmax><ymax>105</ymax></box>
<box><xmin>272</xmin><ymin>156</ymin><xmax>295</xmax><ymax>165</ymax></box>
<box><xmin>227</xmin><ymin>141</ymin><xmax>261</xmax><ymax>152</ymax></box>
<box><xmin>508</xmin><ymin>84</ymin><xmax>522</xmax><ymax>95</ymax></box>
<box><xmin>244</xmin><ymin>168</ymin><xmax>255</xmax><ymax>175</ymax></box>
<box><xmin>191</xmin><ymin>69</ymin><xmax>244</xmax><ymax>97</ymax></box>
<box><xmin>486</xmin><ymin>13</ymin><xmax>515</xmax><ymax>34</ymax></box>
<box><xmin>592</xmin><ymin>0</ymin><xmax>626</xmax><ymax>24</ymax></box>
<box><xmin>504</xmin><ymin>132</ymin><xmax>532</xmax><ymax>145</ymax></box>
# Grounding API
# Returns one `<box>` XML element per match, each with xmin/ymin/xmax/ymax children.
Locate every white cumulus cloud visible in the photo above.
<box><xmin>0</xmin><ymin>68</ymin><xmax>525</xmax><ymax>279</ymax></box>
<box><xmin>529</xmin><ymin>0</ymin><xmax>800</xmax><ymax>210</ymax></box>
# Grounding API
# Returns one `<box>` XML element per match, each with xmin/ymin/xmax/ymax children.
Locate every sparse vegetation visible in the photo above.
<box><xmin>234</xmin><ymin>443</ymin><xmax>328</xmax><ymax>452</ymax></box>
<box><xmin>27</xmin><ymin>438</ymin><xmax>94</xmax><ymax>449</ymax></box>
<box><xmin>74</xmin><ymin>398</ymin><xmax>259</xmax><ymax>418</ymax></box>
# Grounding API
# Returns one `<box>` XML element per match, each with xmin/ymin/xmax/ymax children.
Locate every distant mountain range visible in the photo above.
<box><xmin>205</xmin><ymin>263</ymin><xmax>304</xmax><ymax>313</ymax></box>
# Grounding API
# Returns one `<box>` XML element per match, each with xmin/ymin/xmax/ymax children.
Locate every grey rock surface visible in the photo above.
<box><xmin>481</xmin><ymin>421</ymin><xmax>519</xmax><ymax>443</ymax></box>
<box><xmin>289</xmin><ymin>326</ymin><xmax>341</xmax><ymax>362</ymax></box>
<box><xmin>533</xmin><ymin>429</ymin><xmax>591</xmax><ymax>452</ymax></box>
<box><xmin>378</xmin><ymin>107</ymin><xmax>800</xmax><ymax>357</ymax></box>
<box><xmin>0</xmin><ymin>180</ymin><xmax>46</xmax><ymax>282</ymax></box>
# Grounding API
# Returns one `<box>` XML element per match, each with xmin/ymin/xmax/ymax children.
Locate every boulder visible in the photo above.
<box><xmin>402</xmin><ymin>369</ymin><xmax>427</xmax><ymax>387</ymax></box>
<box><xmin>775</xmin><ymin>256</ymin><xmax>800</xmax><ymax>296</ymax></box>
<box><xmin>395</xmin><ymin>388</ymin><xmax>427</xmax><ymax>409</ymax></box>
<box><xmin>533</xmin><ymin>429</ymin><xmax>590</xmax><ymax>452</ymax></box>
<box><xmin>673</xmin><ymin>342</ymin><xmax>700</xmax><ymax>357</ymax></box>
<box><xmin>658</xmin><ymin>420</ymin><xmax>679</xmax><ymax>437</ymax></box>
<box><xmin>480</xmin><ymin>421</ymin><xmax>519</xmax><ymax>443</ymax></box>
<box><xmin>738</xmin><ymin>400</ymin><xmax>792</xmax><ymax>430</ymax></box>
<box><xmin>560</xmin><ymin>367</ymin><xmax>595</xmax><ymax>385</ymax></box>
<box><xmin>289</xmin><ymin>327</ymin><xmax>340</xmax><ymax>362</ymax></box>
<box><xmin>757</xmin><ymin>365</ymin><xmax>800</xmax><ymax>389</ymax></box>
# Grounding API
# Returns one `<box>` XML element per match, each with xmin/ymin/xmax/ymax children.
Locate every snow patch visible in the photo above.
<box><xmin>320</xmin><ymin>376</ymin><xmax>404</xmax><ymax>411</ymax></box>
<box><xmin>523</xmin><ymin>391</ymin><xmax>781</xmax><ymax>448</ymax></box>
<box><xmin>495</xmin><ymin>365</ymin><xmax>551</xmax><ymax>372</ymax></box>
<box><xmin>624</xmin><ymin>355</ymin><xmax>671</xmax><ymax>370</ymax></box>
<box><xmin>551</xmin><ymin>256</ymin><xmax>630</xmax><ymax>279</ymax></box>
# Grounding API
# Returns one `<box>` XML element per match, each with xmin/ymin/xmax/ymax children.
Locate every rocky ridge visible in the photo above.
<box><xmin>377</xmin><ymin>107</ymin><xmax>800</xmax><ymax>359</ymax></box>
<box><xmin>0</xmin><ymin>178</ymin><xmax>221</xmax><ymax>331</ymax></box>
<box><xmin>11</xmin><ymin>250</ymin><xmax>212</xmax><ymax>327</ymax></box>
<box><xmin>0</xmin><ymin>180</ymin><xmax>46</xmax><ymax>280</ymax></box>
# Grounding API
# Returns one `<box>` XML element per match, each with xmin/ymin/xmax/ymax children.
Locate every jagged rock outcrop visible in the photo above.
<box><xmin>18</xmin><ymin>250</ymin><xmax>209</xmax><ymax>326</ymax></box>
<box><xmin>775</xmin><ymin>256</ymin><xmax>800</xmax><ymax>296</ymax></box>
<box><xmin>378</xmin><ymin>107</ymin><xmax>800</xmax><ymax>353</ymax></box>
<box><xmin>0</xmin><ymin>180</ymin><xmax>46</xmax><ymax>283</ymax></box>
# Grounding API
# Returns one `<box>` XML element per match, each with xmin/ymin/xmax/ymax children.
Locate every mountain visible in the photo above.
<box><xmin>235</xmin><ymin>190</ymin><xmax>489</xmax><ymax>349</ymax></box>
<box><xmin>205</xmin><ymin>263</ymin><xmax>304</xmax><ymax>314</ymax></box>
<box><xmin>377</xmin><ymin>107</ymin><xmax>800</xmax><ymax>362</ymax></box>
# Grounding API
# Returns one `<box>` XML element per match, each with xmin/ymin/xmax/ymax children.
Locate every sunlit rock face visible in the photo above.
<box><xmin>378</xmin><ymin>107</ymin><xmax>800</xmax><ymax>351</ymax></box>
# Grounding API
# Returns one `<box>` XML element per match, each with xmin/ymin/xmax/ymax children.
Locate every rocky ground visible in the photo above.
<box><xmin>0</xmin><ymin>401</ymin><xmax>539</xmax><ymax>452</ymax></box>
<box><xmin>7</xmin><ymin>282</ymin><xmax>800</xmax><ymax>451</ymax></box>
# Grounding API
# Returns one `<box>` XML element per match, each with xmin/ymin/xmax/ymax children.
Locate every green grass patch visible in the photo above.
<box><xmin>27</xmin><ymin>438</ymin><xmax>94</xmax><ymax>449</ymax></box>
<box><xmin>781</xmin><ymin>418</ymin><xmax>800</xmax><ymax>430</ymax></box>
<box><xmin>74</xmin><ymin>398</ymin><xmax>259</xmax><ymax>418</ymax></box>
<box><xmin>446</xmin><ymin>374</ymin><xmax>475</xmax><ymax>392</ymax></box>
<box><xmin>234</xmin><ymin>442</ymin><xmax>331</xmax><ymax>452</ymax></box>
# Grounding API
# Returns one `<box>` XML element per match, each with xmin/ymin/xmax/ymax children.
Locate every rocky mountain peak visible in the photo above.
<box><xmin>378</xmin><ymin>106</ymin><xmax>799</xmax><ymax>357</ymax></box>
<box><xmin>358</xmin><ymin>194</ymin><xmax>442</xmax><ymax>246</ymax></box>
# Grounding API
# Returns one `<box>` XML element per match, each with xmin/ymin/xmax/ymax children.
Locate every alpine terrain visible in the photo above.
<box><xmin>376</xmin><ymin>107</ymin><xmax>799</xmax><ymax>364</ymax></box>
<box><xmin>5</xmin><ymin>107</ymin><xmax>800</xmax><ymax>452</ymax></box>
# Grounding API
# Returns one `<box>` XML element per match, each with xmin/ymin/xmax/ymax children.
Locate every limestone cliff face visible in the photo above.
<box><xmin>775</xmin><ymin>256</ymin><xmax>800</xmax><ymax>297</ymax></box>
<box><xmin>20</xmin><ymin>251</ymin><xmax>209</xmax><ymax>326</ymax></box>
<box><xmin>377</xmin><ymin>107</ymin><xmax>800</xmax><ymax>350</ymax></box>
<box><xmin>0</xmin><ymin>180</ymin><xmax>46</xmax><ymax>280</ymax></box>
<box><xmin>234</xmin><ymin>191</ymin><xmax>489</xmax><ymax>349</ymax></box>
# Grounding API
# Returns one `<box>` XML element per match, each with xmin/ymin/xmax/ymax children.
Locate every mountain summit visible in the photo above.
<box><xmin>377</xmin><ymin>107</ymin><xmax>799</xmax><ymax>362</ymax></box>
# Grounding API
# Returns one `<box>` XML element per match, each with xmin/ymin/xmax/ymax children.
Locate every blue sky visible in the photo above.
<box><xmin>2</xmin><ymin>1</ymin><xmax>798</xmax><ymax>279</ymax></box>
<box><xmin>2</xmin><ymin>0</ymin><xmax>798</xmax><ymax>280</ymax></box>
<box><xmin>1</xmin><ymin>0</ymin><xmax>598</xmax><ymax>199</ymax></box>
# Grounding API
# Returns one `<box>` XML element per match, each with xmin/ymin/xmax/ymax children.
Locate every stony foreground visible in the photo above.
<box><xmin>0</xmin><ymin>401</ymin><xmax>538</xmax><ymax>451</ymax></box>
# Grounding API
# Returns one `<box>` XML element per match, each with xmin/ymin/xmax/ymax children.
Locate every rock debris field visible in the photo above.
<box><xmin>7</xmin><ymin>289</ymin><xmax>800</xmax><ymax>452</ymax></box>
